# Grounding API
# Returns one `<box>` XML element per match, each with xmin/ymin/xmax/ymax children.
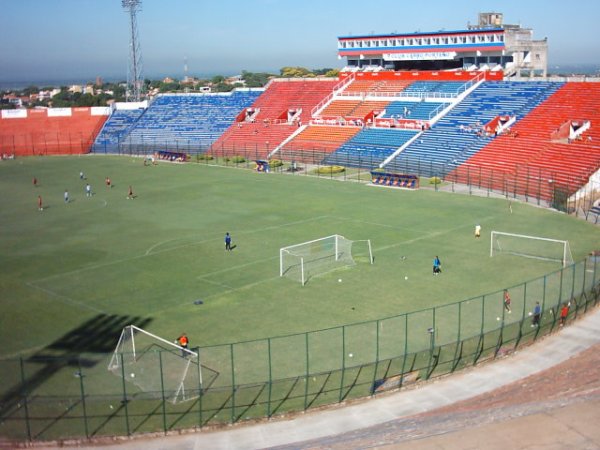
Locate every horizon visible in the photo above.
<box><xmin>2</xmin><ymin>0</ymin><xmax>600</xmax><ymax>86</ymax></box>
<box><xmin>2</xmin><ymin>63</ymin><xmax>600</xmax><ymax>92</ymax></box>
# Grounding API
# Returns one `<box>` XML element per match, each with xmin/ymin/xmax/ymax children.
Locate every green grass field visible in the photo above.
<box><xmin>1</xmin><ymin>155</ymin><xmax>598</xmax><ymax>358</ymax></box>
<box><xmin>1</xmin><ymin>155</ymin><xmax>599</xmax><ymax>439</ymax></box>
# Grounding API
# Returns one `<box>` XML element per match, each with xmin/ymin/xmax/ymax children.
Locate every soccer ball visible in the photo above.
<box><xmin>528</xmin><ymin>312</ymin><xmax>533</xmax><ymax>316</ymax></box>
<box><xmin>404</xmin><ymin>276</ymin><xmax>408</xmax><ymax>280</ymax></box>
<box><xmin>338</xmin><ymin>279</ymin><xmax>342</xmax><ymax>283</ymax></box>
<box><xmin>348</xmin><ymin>353</ymin><xmax>353</xmax><ymax>358</ymax></box>
<box><xmin>130</xmin><ymin>373</ymin><xmax>135</xmax><ymax>378</ymax></box>
<box><xmin>496</xmin><ymin>317</ymin><xmax>500</xmax><ymax>321</ymax></box>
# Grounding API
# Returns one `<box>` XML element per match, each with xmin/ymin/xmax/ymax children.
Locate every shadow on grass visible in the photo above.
<box><xmin>0</xmin><ymin>314</ymin><xmax>152</xmax><ymax>427</ymax></box>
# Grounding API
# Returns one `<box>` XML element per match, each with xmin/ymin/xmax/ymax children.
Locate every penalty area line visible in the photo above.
<box><xmin>26</xmin><ymin>281</ymin><xmax>108</xmax><ymax>314</ymax></box>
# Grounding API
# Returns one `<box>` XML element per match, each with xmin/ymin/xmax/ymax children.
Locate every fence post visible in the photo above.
<box><xmin>371</xmin><ymin>320</ymin><xmax>380</xmax><ymax>396</ymax></box>
<box><xmin>77</xmin><ymin>359</ymin><xmax>90</xmax><ymax>439</ymax></box>
<box><xmin>159</xmin><ymin>351</ymin><xmax>167</xmax><ymax>434</ymax></box>
<box><xmin>451</xmin><ymin>302</ymin><xmax>463</xmax><ymax>372</ymax></box>
<box><xmin>19</xmin><ymin>356</ymin><xmax>32</xmax><ymax>442</ymax></box>
<box><xmin>119</xmin><ymin>353</ymin><xmax>131</xmax><ymax>436</ymax></box>
<box><xmin>304</xmin><ymin>332</ymin><xmax>309</xmax><ymax>411</ymax></box>
<box><xmin>338</xmin><ymin>326</ymin><xmax>346</xmax><ymax>403</ymax></box>
<box><xmin>267</xmin><ymin>338</ymin><xmax>273</xmax><ymax>418</ymax></box>
<box><xmin>197</xmin><ymin>347</ymin><xmax>203</xmax><ymax>428</ymax></box>
<box><xmin>230</xmin><ymin>343</ymin><xmax>235</xmax><ymax>424</ymax></box>
<box><xmin>400</xmin><ymin>314</ymin><xmax>409</xmax><ymax>388</ymax></box>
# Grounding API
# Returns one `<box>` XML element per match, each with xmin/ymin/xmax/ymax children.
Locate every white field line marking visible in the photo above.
<box><xmin>32</xmin><ymin>215</ymin><xmax>331</xmax><ymax>285</ymax></box>
<box><xmin>144</xmin><ymin>215</ymin><xmax>330</xmax><ymax>256</ymax></box>
<box><xmin>197</xmin><ymin>255</ymin><xmax>279</xmax><ymax>279</ymax></box>
<box><xmin>25</xmin><ymin>281</ymin><xmax>107</xmax><ymax>314</ymax></box>
<box><xmin>154</xmin><ymin>275</ymin><xmax>283</xmax><ymax>315</ymax></box>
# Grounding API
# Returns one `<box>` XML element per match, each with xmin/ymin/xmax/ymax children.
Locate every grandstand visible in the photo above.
<box><xmin>117</xmin><ymin>90</ymin><xmax>261</xmax><ymax>153</ymax></box>
<box><xmin>0</xmin><ymin>107</ymin><xmax>108</xmax><ymax>156</ymax></box>
<box><xmin>325</xmin><ymin>127</ymin><xmax>419</xmax><ymax>168</ymax></box>
<box><xmin>92</xmin><ymin>107</ymin><xmax>145</xmax><ymax>153</ymax></box>
<box><xmin>384</xmin><ymin>81</ymin><xmax>563</xmax><ymax>176</ymax></box>
<box><xmin>449</xmin><ymin>82</ymin><xmax>600</xmax><ymax>201</ymax></box>
<box><xmin>210</xmin><ymin>78</ymin><xmax>337</xmax><ymax>159</ymax></box>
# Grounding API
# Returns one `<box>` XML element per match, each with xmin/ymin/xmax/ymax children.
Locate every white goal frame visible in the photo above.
<box><xmin>490</xmin><ymin>231</ymin><xmax>573</xmax><ymax>267</ymax></box>
<box><xmin>279</xmin><ymin>234</ymin><xmax>373</xmax><ymax>286</ymax></box>
<box><xmin>108</xmin><ymin>325</ymin><xmax>202</xmax><ymax>403</ymax></box>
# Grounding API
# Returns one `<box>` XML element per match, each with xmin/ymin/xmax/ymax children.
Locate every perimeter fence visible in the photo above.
<box><xmin>1</xmin><ymin>255</ymin><xmax>598</xmax><ymax>443</ymax></box>
<box><xmin>88</xmin><ymin>142</ymin><xmax>600</xmax><ymax>216</ymax></box>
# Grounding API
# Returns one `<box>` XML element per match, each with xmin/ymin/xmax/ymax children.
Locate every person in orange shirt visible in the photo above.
<box><xmin>176</xmin><ymin>333</ymin><xmax>189</xmax><ymax>357</ymax></box>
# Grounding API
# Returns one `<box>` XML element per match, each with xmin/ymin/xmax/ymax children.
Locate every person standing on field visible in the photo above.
<box><xmin>64</xmin><ymin>190</ymin><xmax>69</xmax><ymax>203</ymax></box>
<box><xmin>176</xmin><ymin>333</ymin><xmax>189</xmax><ymax>357</ymax></box>
<box><xmin>433</xmin><ymin>256</ymin><xmax>441</xmax><ymax>275</ymax></box>
<box><xmin>531</xmin><ymin>302</ymin><xmax>541</xmax><ymax>327</ymax></box>
<box><xmin>225</xmin><ymin>232</ymin><xmax>232</xmax><ymax>251</ymax></box>
<box><xmin>85</xmin><ymin>183</ymin><xmax>91</xmax><ymax>197</ymax></box>
<box><xmin>38</xmin><ymin>195</ymin><xmax>43</xmax><ymax>211</ymax></box>
<box><xmin>475</xmin><ymin>224</ymin><xmax>481</xmax><ymax>238</ymax></box>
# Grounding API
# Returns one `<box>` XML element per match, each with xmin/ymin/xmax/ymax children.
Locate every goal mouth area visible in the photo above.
<box><xmin>108</xmin><ymin>326</ymin><xmax>202</xmax><ymax>404</ymax></box>
<box><xmin>490</xmin><ymin>231</ymin><xmax>574</xmax><ymax>268</ymax></box>
<box><xmin>279</xmin><ymin>235</ymin><xmax>373</xmax><ymax>285</ymax></box>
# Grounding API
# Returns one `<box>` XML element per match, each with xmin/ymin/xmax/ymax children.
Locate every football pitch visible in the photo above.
<box><xmin>1</xmin><ymin>155</ymin><xmax>600</xmax><ymax>438</ymax></box>
<box><xmin>1</xmin><ymin>155</ymin><xmax>599</xmax><ymax>359</ymax></box>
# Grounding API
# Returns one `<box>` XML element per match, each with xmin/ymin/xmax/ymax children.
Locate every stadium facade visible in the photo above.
<box><xmin>338</xmin><ymin>12</ymin><xmax>548</xmax><ymax>77</ymax></box>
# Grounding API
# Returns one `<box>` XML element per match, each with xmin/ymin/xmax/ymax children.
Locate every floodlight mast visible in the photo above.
<box><xmin>122</xmin><ymin>0</ymin><xmax>144</xmax><ymax>102</ymax></box>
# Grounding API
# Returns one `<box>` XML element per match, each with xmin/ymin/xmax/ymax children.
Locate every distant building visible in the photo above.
<box><xmin>69</xmin><ymin>85</ymin><xmax>83</xmax><ymax>94</ymax></box>
<box><xmin>337</xmin><ymin>12</ymin><xmax>548</xmax><ymax>77</ymax></box>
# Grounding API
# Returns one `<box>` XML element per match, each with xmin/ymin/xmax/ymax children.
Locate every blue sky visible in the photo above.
<box><xmin>1</xmin><ymin>0</ymin><xmax>599</xmax><ymax>83</ymax></box>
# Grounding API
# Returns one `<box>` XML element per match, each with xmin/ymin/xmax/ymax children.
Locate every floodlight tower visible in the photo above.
<box><xmin>122</xmin><ymin>0</ymin><xmax>144</xmax><ymax>101</ymax></box>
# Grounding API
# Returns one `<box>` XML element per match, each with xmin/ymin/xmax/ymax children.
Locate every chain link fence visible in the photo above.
<box><xmin>1</xmin><ymin>255</ymin><xmax>598</xmax><ymax>443</ymax></box>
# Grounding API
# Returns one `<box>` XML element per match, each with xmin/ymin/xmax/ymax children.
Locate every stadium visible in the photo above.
<box><xmin>1</xmin><ymin>9</ymin><xmax>600</xmax><ymax>449</ymax></box>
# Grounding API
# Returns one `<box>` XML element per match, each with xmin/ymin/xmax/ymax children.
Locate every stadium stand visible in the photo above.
<box><xmin>277</xmin><ymin>125</ymin><xmax>361</xmax><ymax>163</ymax></box>
<box><xmin>119</xmin><ymin>91</ymin><xmax>261</xmax><ymax>152</ymax></box>
<box><xmin>209</xmin><ymin>79</ymin><xmax>337</xmax><ymax>159</ymax></box>
<box><xmin>324</xmin><ymin>127</ymin><xmax>419</xmax><ymax>168</ymax></box>
<box><xmin>381</xmin><ymin>100</ymin><xmax>450</xmax><ymax>121</ymax></box>
<box><xmin>384</xmin><ymin>81</ymin><xmax>563</xmax><ymax>177</ymax></box>
<box><xmin>450</xmin><ymin>82</ymin><xmax>600</xmax><ymax>201</ymax></box>
<box><xmin>0</xmin><ymin>107</ymin><xmax>108</xmax><ymax>156</ymax></box>
<box><xmin>92</xmin><ymin>108</ymin><xmax>145</xmax><ymax>153</ymax></box>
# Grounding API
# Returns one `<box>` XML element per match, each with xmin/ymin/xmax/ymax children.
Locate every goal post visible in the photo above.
<box><xmin>280</xmin><ymin>234</ymin><xmax>373</xmax><ymax>285</ymax></box>
<box><xmin>108</xmin><ymin>325</ymin><xmax>202</xmax><ymax>404</ymax></box>
<box><xmin>490</xmin><ymin>231</ymin><xmax>574</xmax><ymax>267</ymax></box>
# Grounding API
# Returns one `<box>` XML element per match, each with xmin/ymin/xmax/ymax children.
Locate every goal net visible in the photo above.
<box><xmin>108</xmin><ymin>325</ymin><xmax>202</xmax><ymax>404</ymax></box>
<box><xmin>280</xmin><ymin>234</ymin><xmax>373</xmax><ymax>285</ymax></box>
<box><xmin>490</xmin><ymin>231</ymin><xmax>574</xmax><ymax>267</ymax></box>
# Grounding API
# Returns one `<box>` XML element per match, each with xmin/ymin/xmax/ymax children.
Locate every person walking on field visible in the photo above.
<box><xmin>127</xmin><ymin>185</ymin><xmax>134</xmax><ymax>199</ymax></box>
<box><xmin>503</xmin><ymin>289</ymin><xmax>511</xmax><ymax>313</ymax></box>
<box><xmin>64</xmin><ymin>190</ymin><xmax>69</xmax><ymax>203</ymax></box>
<box><xmin>85</xmin><ymin>183</ymin><xmax>91</xmax><ymax>197</ymax></box>
<box><xmin>225</xmin><ymin>232</ymin><xmax>232</xmax><ymax>251</ymax></box>
<box><xmin>560</xmin><ymin>302</ymin><xmax>570</xmax><ymax>327</ymax></box>
<box><xmin>38</xmin><ymin>195</ymin><xmax>43</xmax><ymax>211</ymax></box>
<box><xmin>475</xmin><ymin>224</ymin><xmax>481</xmax><ymax>238</ymax></box>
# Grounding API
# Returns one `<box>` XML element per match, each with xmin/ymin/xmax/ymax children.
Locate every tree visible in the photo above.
<box><xmin>280</xmin><ymin>67</ymin><xmax>313</xmax><ymax>78</ymax></box>
<box><xmin>241</xmin><ymin>71</ymin><xmax>273</xmax><ymax>87</ymax></box>
<box><xmin>211</xmin><ymin>75</ymin><xmax>225</xmax><ymax>85</ymax></box>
